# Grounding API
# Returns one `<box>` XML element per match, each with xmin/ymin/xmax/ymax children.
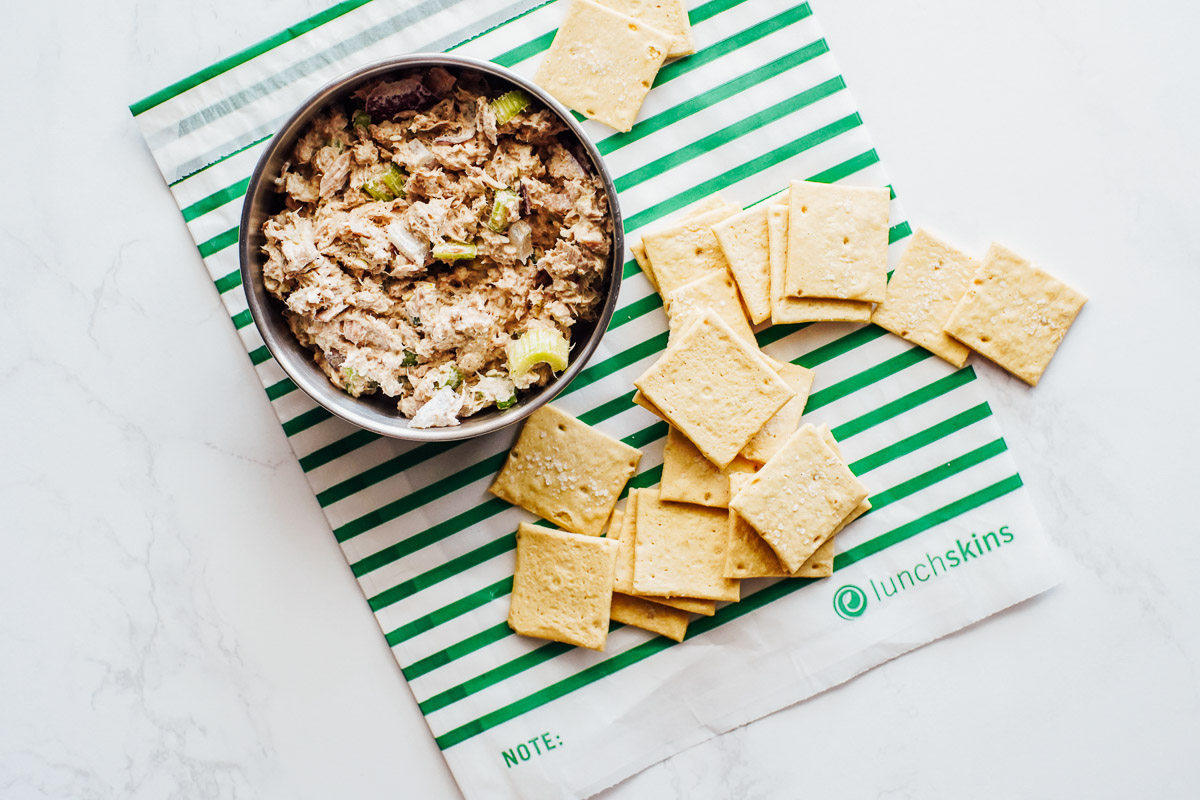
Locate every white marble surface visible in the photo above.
<box><xmin>2</xmin><ymin>0</ymin><xmax>1198</xmax><ymax>797</ymax></box>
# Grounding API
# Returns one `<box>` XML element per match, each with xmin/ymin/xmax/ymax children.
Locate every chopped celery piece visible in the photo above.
<box><xmin>362</xmin><ymin>181</ymin><xmax>395</xmax><ymax>202</ymax></box>
<box><xmin>380</xmin><ymin>164</ymin><xmax>406</xmax><ymax>197</ymax></box>
<box><xmin>443</xmin><ymin>366</ymin><xmax>464</xmax><ymax>390</ymax></box>
<box><xmin>491</xmin><ymin>90</ymin><xmax>531</xmax><ymax>125</ymax></box>
<box><xmin>353</xmin><ymin>111</ymin><xmax>371</xmax><ymax>128</ymax></box>
<box><xmin>401</xmin><ymin>349</ymin><xmax>417</xmax><ymax>367</ymax></box>
<box><xmin>507</xmin><ymin>328</ymin><xmax>569</xmax><ymax>377</ymax></box>
<box><xmin>432</xmin><ymin>241</ymin><xmax>477</xmax><ymax>262</ymax></box>
<box><xmin>496</xmin><ymin>393</ymin><xmax>518</xmax><ymax>410</ymax></box>
<box><xmin>488</xmin><ymin>189</ymin><xmax>520</xmax><ymax>232</ymax></box>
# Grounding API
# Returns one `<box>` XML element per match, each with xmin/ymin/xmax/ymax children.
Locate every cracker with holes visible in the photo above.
<box><xmin>612</xmin><ymin>490</ymin><xmax>717</xmax><ymax>615</ymax></box>
<box><xmin>665</xmin><ymin>269</ymin><xmax>756</xmax><ymax>345</ymax></box>
<box><xmin>508</xmin><ymin>523</ymin><xmax>620</xmax><ymax>650</ymax></box>
<box><xmin>725</xmin><ymin>473</ymin><xmax>834</xmax><ymax>578</ymax></box>
<box><xmin>729</xmin><ymin>423</ymin><xmax>868</xmax><ymax>572</ymax></box>
<box><xmin>768</xmin><ymin>205</ymin><xmax>873</xmax><ymax>323</ymax></box>
<box><xmin>634</xmin><ymin>312</ymin><xmax>795</xmax><ymax>468</ymax></box>
<box><xmin>942</xmin><ymin>243</ymin><xmax>1087</xmax><ymax>386</ymax></box>
<box><xmin>818</xmin><ymin>425</ymin><xmax>872</xmax><ymax>530</ymax></box>
<box><xmin>631</xmin><ymin>195</ymin><xmax>737</xmax><ymax>291</ymax></box>
<box><xmin>785</xmin><ymin>180</ymin><xmax>891</xmax><ymax>303</ymax></box>
<box><xmin>534</xmin><ymin>0</ymin><xmax>672</xmax><ymax>132</ymax></box>
<box><xmin>490</xmin><ymin>404</ymin><xmax>642</xmax><ymax>536</ymax></box>
<box><xmin>640</xmin><ymin>205</ymin><xmax>742</xmax><ymax>296</ymax></box>
<box><xmin>661</xmin><ymin>425</ymin><xmax>758</xmax><ymax>507</ymax></box>
<box><xmin>872</xmin><ymin>229</ymin><xmax>980</xmax><ymax>367</ymax></box>
<box><xmin>594</xmin><ymin>0</ymin><xmax>694</xmax><ymax>57</ymax></box>
<box><xmin>633</xmin><ymin>489</ymin><xmax>740</xmax><ymax>601</ymax></box>
<box><xmin>712</xmin><ymin>205</ymin><xmax>773</xmax><ymax>324</ymax></box>
<box><xmin>741</xmin><ymin>360</ymin><xmax>814</xmax><ymax>464</ymax></box>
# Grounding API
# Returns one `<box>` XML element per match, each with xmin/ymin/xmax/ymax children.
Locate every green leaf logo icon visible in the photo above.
<box><xmin>833</xmin><ymin>584</ymin><xmax>868</xmax><ymax>620</ymax></box>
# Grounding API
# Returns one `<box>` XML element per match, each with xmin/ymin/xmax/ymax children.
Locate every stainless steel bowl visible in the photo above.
<box><xmin>239</xmin><ymin>54</ymin><xmax>623</xmax><ymax>442</ymax></box>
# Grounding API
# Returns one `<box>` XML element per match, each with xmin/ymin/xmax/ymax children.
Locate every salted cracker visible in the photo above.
<box><xmin>818</xmin><ymin>425</ymin><xmax>872</xmax><ymax>530</ymax></box>
<box><xmin>872</xmin><ymin>229</ymin><xmax>979</xmax><ymax>367</ymax></box>
<box><xmin>665</xmin><ymin>270</ymin><xmax>756</xmax><ymax>345</ymax></box>
<box><xmin>594</xmin><ymin>0</ymin><xmax>693</xmax><ymax>57</ymax></box>
<box><xmin>640</xmin><ymin>205</ymin><xmax>741</xmax><ymax>296</ymax></box>
<box><xmin>729</xmin><ymin>424</ymin><xmax>868</xmax><ymax>572</ymax></box>
<box><xmin>785</xmin><ymin>180</ymin><xmax>890</xmax><ymax>303</ymax></box>
<box><xmin>740</xmin><ymin>360</ymin><xmax>814</xmax><ymax>464</ymax></box>
<box><xmin>725</xmin><ymin>473</ymin><xmax>834</xmax><ymax>579</ymax></box>
<box><xmin>533</xmin><ymin>0</ymin><xmax>672</xmax><ymax>132</ymax></box>
<box><xmin>508</xmin><ymin>523</ymin><xmax>620</xmax><ymax>650</ymax></box>
<box><xmin>630</xmin><ymin>196</ymin><xmax>737</xmax><ymax>291</ymax></box>
<box><xmin>490</xmin><ymin>404</ymin><xmax>641</xmax><ymax>536</ymax></box>
<box><xmin>660</xmin><ymin>425</ymin><xmax>757</xmax><ymax>507</ymax></box>
<box><xmin>609</xmin><ymin>594</ymin><xmax>690</xmax><ymax>642</ymax></box>
<box><xmin>633</xmin><ymin>489</ymin><xmax>740</xmax><ymax>602</ymax></box>
<box><xmin>634</xmin><ymin>312</ymin><xmax>795</xmax><ymax>468</ymax></box>
<box><xmin>942</xmin><ymin>243</ymin><xmax>1087</xmax><ymax>386</ymax></box>
<box><xmin>712</xmin><ymin>205</ymin><xmax>772</xmax><ymax>324</ymax></box>
<box><xmin>611</xmin><ymin>490</ymin><xmax>716</xmax><ymax>615</ymax></box>
<box><xmin>767</xmin><ymin>205</ymin><xmax>873</xmax><ymax>324</ymax></box>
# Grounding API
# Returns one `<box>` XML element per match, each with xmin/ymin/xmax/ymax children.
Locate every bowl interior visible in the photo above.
<box><xmin>240</xmin><ymin>55</ymin><xmax>623</xmax><ymax>442</ymax></box>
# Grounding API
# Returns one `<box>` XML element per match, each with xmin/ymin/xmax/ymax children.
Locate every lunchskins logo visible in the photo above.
<box><xmin>833</xmin><ymin>524</ymin><xmax>1015</xmax><ymax>619</ymax></box>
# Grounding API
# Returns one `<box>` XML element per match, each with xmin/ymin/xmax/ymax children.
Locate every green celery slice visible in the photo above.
<box><xmin>488</xmin><ymin>189</ymin><xmax>520</xmax><ymax>232</ymax></box>
<box><xmin>507</xmin><ymin>328</ymin><xmax>569</xmax><ymax>377</ymax></box>
<box><xmin>491</xmin><ymin>90</ymin><xmax>531</xmax><ymax>126</ymax></box>
<box><xmin>432</xmin><ymin>241</ymin><xmax>477</xmax><ymax>262</ymax></box>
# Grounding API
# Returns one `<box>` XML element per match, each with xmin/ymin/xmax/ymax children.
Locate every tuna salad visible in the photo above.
<box><xmin>260</xmin><ymin>67</ymin><xmax>612</xmax><ymax>427</ymax></box>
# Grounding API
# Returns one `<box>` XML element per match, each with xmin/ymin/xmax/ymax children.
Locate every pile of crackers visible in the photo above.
<box><xmin>534</xmin><ymin>0</ymin><xmax>694</xmax><ymax>132</ymax></box>
<box><xmin>489</xmin><ymin>178</ymin><xmax>1086</xmax><ymax>650</ymax></box>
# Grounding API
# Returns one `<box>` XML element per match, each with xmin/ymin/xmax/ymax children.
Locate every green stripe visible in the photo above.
<box><xmin>200</xmin><ymin>226</ymin><xmax>239</xmax><ymax>259</ymax></box>
<box><xmin>248</xmin><ymin>346</ymin><xmax>271</xmax><ymax>366</ymax></box>
<box><xmin>446</xmin><ymin>0</ymin><xmax>555</xmax><ymax>52</ymax></box>
<box><xmin>282</xmin><ymin>406</ymin><xmax>332</xmax><ymax>437</ymax></box>
<box><xmin>129</xmin><ymin>0</ymin><xmax>375</xmax><ymax>115</ymax></box>
<box><xmin>404</xmin><ymin>621</ymin><xmax>512</xmax><ymax>680</ymax></box>
<box><xmin>214</xmin><ymin>269</ymin><xmax>242</xmax><ymax>294</ymax></box>
<box><xmin>656</xmin><ymin>3</ymin><xmax>812</xmax><ymax>90</ymax></box>
<box><xmin>600</xmin><ymin>43</ymin><xmax>833</xmax><ymax>157</ymax></box>
<box><xmin>807</xmin><ymin>149</ymin><xmax>879</xmax><ymax>184</ymax></box>
<box><xmin>182</xmin><ymin>177</ymin><xmax>251</xmax><ymax>222</ymax></box>
<box><xmin>421</xmin><ymin>640</ymin><xmax>572</xmax><ymax>714</ymax></box>
<box><xmin>169</xmin><ymin>134</ymin><xmax>273</xmax><ymax>188</ymax></box>
<box><xmin>385</xmin><ymin>577</ymin><xmax>512</xmax><ymax>646</ymax></box>
<box><xmin>793</xmin><ymin>325</ymin><xmax>884</xmax><ymax>369</ymax></box>
<box><xmin>847</xmin><ymin>403</ymin><xmax>991</xmax><ymax>476</ymax></box>
<box><xmin>300</xmin><ymin>429</ymin><xmax>380</xmax><ymax>472</ymax></box>
<box><xmin>804</xmin><ymin>347</ymin><xmax>931</xmax><ymax>413</ymax></box>
<box><xmin>614</xmin><ymin>79</ymin><xmax>848</xmax><ymax>193</ymax></box>
<box><xmin>232</xmin><ymin>309</ymin><xmax>253</xmax><ymax>329</ymax></box>
<box><xmin>491</xmin><ymin>30</ymin><xmax>556</xmax><ymax>68</ymax></box>
<box><xmin>337</xmin><ymin>452</ymin><xmax>510</xmax><ymax>542</ymax></box>
<box><xmin>624</xmin><ymin>123</ymin><xmax>866</xmax><ymax>233</ymax></box>
<box><xmin>433</xmin><ymin>473</ymin><xmax>1023</xmax><ymax>749</ymax></box>
<box><xmin>889</xmin><ymin>220</ymin><xmax>913</xmax><ymax>245</ymax></box>
<box><xmin>608</xmin><ymin>292</ymin><xmax>664</xmax><ymax>328</ymax></box>
<box><xmin>688</xmin><ymin>0</ymin><xmax>751</xmax><ymax>25</ymax></box>
<box><xmin>831</xmin><ymin>367</ymin><xmax>976</xmax><ymax>441</ymax></box>
<box><xmin>357</xmin><ymin>498</ymin><xmax>509</xmax><ymax>580</ymax></box>
<box><xmin>265</xmin><ymin>377</ymin><xmax>297</xmax><ymax>401</ymax></box>
<box><xmin>395</xmin><ymin>389</ymin><xmax>1001</xmax><ymax>679</ymax></box>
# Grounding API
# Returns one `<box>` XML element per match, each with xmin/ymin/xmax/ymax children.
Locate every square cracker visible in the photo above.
<box><xmin>729</xmin><ymin>424</ymin><xmax>868</xmax><ymax>572</ymax></box>
<box><xmin>872</xmin><ymin>229</ymin><xmax>979</xmax><ymax>367</ymax></box>
<box><xmin>630</xmin><ymin>239</ymin><xmax>659</xmax><ymax>292</ymax></box>
<box><xmin>665</xmin><ymin>270</ymin><xmax>756</xmax><ymax>345</ymax></box>
<box><xmin>768</xmin><ymin>205</ymin><xmax>873</xmax><ymax>324</ymax></box>
<box><xmin>533</xmin><ymin>0</ymin><xmax>671</xmax><ymax>132</ymax></box>
<box><xmin>635</xmin><ymin>312</ymin><xmax>795</xmax><ymax>468</ymax></box>
<box><xmin>609</xmin><ymin>593</ymin><xmax>690</xmax><ymax>642</ymax></box>
<box><xmin>712</xmin><ymin>205</ymin><xmax>773</xmax><ymax>324</ymax></box>
<box><xmin>508</xmin><ymin>523</ymin><xmax>619</xmax><ymax>650</ymax></box>
<box><xmin>785</xmin><ymin>181</ymin><xmax>891</xmax><ymax>303</ymax></box>
<box><xmin>725</xmin><ymin>473</ymin><xmax>833</xmax><ymax>578</ymax></box>
<box><xmin>594</xmin><ymin>0</ymin><xmax>693</xmax><ymax>57</ymax></box>
<box><xmin>490</xmin><ymin>404</ymin><xmax>641</xmax><ymax>536</ymax></box>
<box><xmin>641</xmin><ymin>205</ymin><xmax>742</xmax><ymax>296</ymax></box>
<box><xmin>612</xmin><ymin>490</ymin><xmax>716</xmax><ymax>615</ymax></box>
<box><xmin>741</xmin><ymin>360</ymin><xmax>815</xmax><ymax>464</ymax></box>
<box><xmin>633</xmin><ymin>489</ymin><xmax>740</xmax><ymax>602</ymax></box>
<box><xmin>631</xmin><ymin>196</ymin><xmax>736</xmax><ymax>291</ymax></box>
<box><xmin>661</xmin><ymin>425</ymin><xmax>757</xmax><ymax>507</ymax></box>
<box><xmin>942</xmin><ymin>243</ymin><xmax>1087</xmax><ymax>386</ymax></box>
<box><xmin>818</xmin><ymin>425</ymin><xmax>872</xmax><ymax>530</ymax></box>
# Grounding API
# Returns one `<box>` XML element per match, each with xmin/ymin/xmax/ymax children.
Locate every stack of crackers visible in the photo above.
<box><xmin>489</xmin><ymin>176</ymin><xmax>1087</xmax><ymax>651</ymax></box>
